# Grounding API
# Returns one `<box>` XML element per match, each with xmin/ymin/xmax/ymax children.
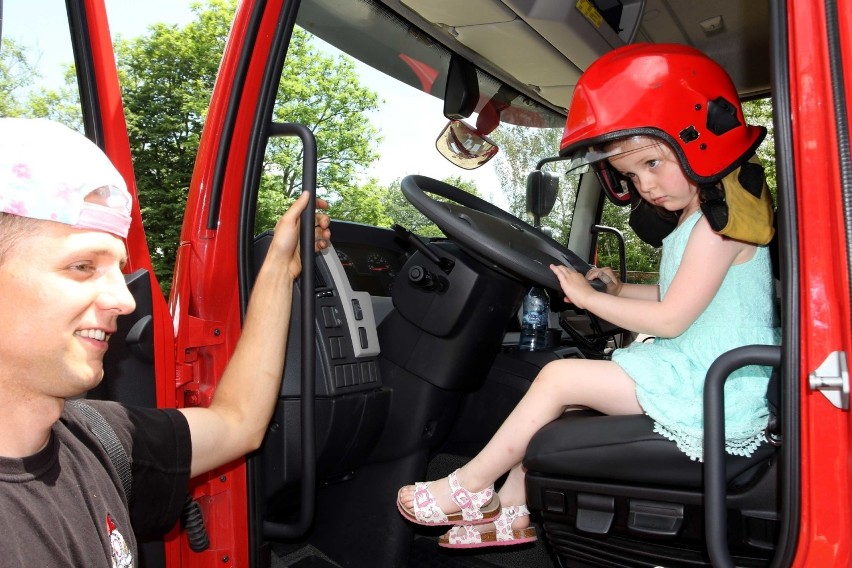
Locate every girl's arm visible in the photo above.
<box><xmin>552</xmin><ymin>217</ymin><xmax>751</xmax><ymax>337</ymax></box>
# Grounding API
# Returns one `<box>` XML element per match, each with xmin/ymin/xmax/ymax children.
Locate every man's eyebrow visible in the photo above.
<box><xmin>79</xmin><ymin>248</ymin><xmax>129</xmax><ymax>269</ymax></box>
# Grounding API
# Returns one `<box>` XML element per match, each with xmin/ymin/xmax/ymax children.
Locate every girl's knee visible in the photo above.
<box><xmin>534</xmin><ymin>359</ymin><xmax>577</xmax><ymax>389</ymax></box>
<box><xmin>538</xmin><ymin>358</ymin><xmax>583</xmax><ymax>375</ymax></box>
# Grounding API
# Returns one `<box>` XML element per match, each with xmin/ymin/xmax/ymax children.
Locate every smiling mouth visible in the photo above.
<box><xmin>75</xmin><ymin>329</ymin><xmax>112</xmax><ymax>342</ymax></box>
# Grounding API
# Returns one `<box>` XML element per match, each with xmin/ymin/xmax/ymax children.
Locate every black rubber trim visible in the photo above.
<box><xmin>704</xmin><ymin>345</ymin><xmax>782</xmax><ymax>568</ymax></box>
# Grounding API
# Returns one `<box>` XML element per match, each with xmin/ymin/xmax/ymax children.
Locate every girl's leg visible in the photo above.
<box><xmin>398</xmin><ymin>358</ymin><xmax>642</xmax><ymax>514</ymax></box>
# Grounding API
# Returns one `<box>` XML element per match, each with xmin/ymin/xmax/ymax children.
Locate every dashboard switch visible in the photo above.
<box><xmin>351</xmin><ymin>298</ymin><xmax>363</xmax><ymax>320</ymax></box>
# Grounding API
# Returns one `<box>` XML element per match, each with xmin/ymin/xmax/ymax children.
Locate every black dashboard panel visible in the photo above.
<box><xmin>328</xmin><ymin>221</ymin><xmax>412</xmax><ymax>297</ymax></box>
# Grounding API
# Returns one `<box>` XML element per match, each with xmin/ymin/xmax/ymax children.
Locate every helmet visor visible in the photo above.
<box><xmin>563</xmin><ymin>137</ymin><xmax>662</xmax><ymax>175</ymax></box>
<box><xmin>564</xmin><ymin>137</ymin><xmax>663</xmax><ymax>206</ymax></box>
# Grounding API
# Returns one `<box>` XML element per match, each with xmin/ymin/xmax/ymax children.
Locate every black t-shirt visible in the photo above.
<box><xmin>0</xmin><ymin>401</ymin><xmax>191</xmax><ymax>567</ymax></box>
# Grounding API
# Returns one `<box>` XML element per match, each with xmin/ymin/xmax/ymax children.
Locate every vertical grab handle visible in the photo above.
<box><xmin>263</xmin><ymin>122</ymin><xmax>317</xmax><ymax>538</ymax></box>
<box><xmin>703</xmin><ymin>344</ymin><xmax>782</xmax><ymax>568</ymax></box>
<box><xmin>590</xmin><ymin>225</ymin><xmax>627</xmax><ymax>282</ymax></box>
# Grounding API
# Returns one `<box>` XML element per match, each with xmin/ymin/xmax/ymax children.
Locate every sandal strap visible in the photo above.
<box><xmin>448</xmin><ymin>471</ymin><xmax>495</xmax><ymax>522</ymax></box>
<box><xmin>445</xmin><ymin>523</ymin><xmax>485</xmax><ymax>545</ymax></box>
<box><xmin>411</xmin><ymin>481</ymin><xmax>448</xmax><ymax>523</ymax></box>
<box><xmin>494</xmin><ymin>505</ymin><xmax>530</xmax><ymax>542</ymax></box>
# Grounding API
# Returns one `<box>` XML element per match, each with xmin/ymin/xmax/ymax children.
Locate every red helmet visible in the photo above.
<box><xmin>560</xmin><ymin>43</ymin><xmax>765</xmax><ymax>186</ymax></box>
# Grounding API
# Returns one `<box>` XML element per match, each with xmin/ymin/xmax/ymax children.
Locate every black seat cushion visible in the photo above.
<box><xmin>524</xmin><ymin>410</ymin><xmax>776</xmax><ymax>488</ymax></box>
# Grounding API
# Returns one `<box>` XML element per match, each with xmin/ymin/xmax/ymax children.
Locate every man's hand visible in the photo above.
<box><xmin>269</xmin><ymin>192</ymin><xmax>331</xmax><ymax>280</ymax></box>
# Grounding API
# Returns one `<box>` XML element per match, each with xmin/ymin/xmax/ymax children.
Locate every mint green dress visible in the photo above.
<box><xmin>611</xmin><ymin>211</ymin><xmax>781</xmax><ymax>461</ymax></box>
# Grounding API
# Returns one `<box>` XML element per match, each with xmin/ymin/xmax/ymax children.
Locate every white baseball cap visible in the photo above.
<box><xmin>0</xmin><ymin>118</ymin><xmax>132</xmax><ymax>237</ymax></box>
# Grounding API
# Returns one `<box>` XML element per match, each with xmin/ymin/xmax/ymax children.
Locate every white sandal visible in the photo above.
<box><xmin>439</xmin><ymin>505</ymin><xmax>538</xmax><ymax>548</ymax></box>
<box><xmin>396</xmin><ymin>469</ymin><xmax>501</xmax><ymax>526</ymax></box>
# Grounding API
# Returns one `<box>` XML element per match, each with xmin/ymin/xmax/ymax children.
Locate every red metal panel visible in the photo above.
<box><xmin>168</xmin><ymin>0</ymin><xmax>292</xmax><ymax>565</ymax></box>
<box><xmin>788</xmin><ymin>0</ymin><xmax>852</xmax><ymax>565</ymax></box>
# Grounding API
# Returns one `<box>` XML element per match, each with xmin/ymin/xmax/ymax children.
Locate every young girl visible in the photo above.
<box><xmin>396</xmin><ymin>43</ymin><xmax>780</xmax><ymax>549</ymax></box>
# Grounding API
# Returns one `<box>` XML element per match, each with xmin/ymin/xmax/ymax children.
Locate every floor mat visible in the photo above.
<box><xmin>272</xmin><ymin>544</ymin><xmax>343</xmax><ymax>568</ymax></box>
<box><xmin>409</xmin><ymin>535</ymin><xmax>555</xmax><ymax>568</ymax></box>
<box><xmin>409</xmin><ymin>537</ymin><xmax>509</xmax><ymax>568</ymax></box>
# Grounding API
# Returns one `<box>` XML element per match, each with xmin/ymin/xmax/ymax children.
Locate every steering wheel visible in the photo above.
<box><xmin>401</xmin><ymin>175</ymin><xmax>605</xmax><ymax>293</ymax></box>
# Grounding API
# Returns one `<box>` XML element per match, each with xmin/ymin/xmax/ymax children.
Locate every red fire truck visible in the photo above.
<box><xmin>3</xmin><ymin>0</ymin><xmax>850</xmax><ymax>566</ymax></box>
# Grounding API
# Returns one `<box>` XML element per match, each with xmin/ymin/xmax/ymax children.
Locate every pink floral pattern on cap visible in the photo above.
<box><xmin>0</xmin><ymin>118</ymin><xmax>132</xmax><ymax>237</ymax></box>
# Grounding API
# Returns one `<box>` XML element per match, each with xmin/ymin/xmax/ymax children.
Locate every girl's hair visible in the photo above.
<box><xmin>0</xmin><ymin>213</ymin><xmax>42</xmax><ymax>265</ymax></box>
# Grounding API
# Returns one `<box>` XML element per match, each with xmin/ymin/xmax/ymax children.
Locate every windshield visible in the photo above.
<box><xmin>256</xmin><ymin>0</ymin><xmax>570</xmax><ymax>242</ymax></box>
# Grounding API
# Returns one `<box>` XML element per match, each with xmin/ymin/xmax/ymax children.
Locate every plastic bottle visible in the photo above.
<box><xmin>518</xmin><ymin>286</ymin><xmax>550</xmax><ymax>351</ymax></box>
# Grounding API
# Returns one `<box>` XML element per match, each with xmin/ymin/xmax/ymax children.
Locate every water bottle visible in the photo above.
<box><xmin>518</xmin><ymin>286</ymin><xmax>550</xmax><ymax>351</ymax></box>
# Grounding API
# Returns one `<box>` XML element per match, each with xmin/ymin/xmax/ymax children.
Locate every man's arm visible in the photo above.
<box><xmin>179</xmin><ymin>192</ymin><xmax>330</xmax><ymax>478</ymax></box>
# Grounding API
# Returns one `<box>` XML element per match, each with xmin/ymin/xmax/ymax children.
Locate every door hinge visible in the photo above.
<box><xmin>809</xmin><ymin>351</ymin><xmax>850</xmax><ymax>410</ymax></box>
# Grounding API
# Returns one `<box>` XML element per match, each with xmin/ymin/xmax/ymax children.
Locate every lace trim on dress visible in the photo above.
<box><xmin>651</xmin><ymin>421</ymin><xmax>766</xmax><ymax>462</ymax></box>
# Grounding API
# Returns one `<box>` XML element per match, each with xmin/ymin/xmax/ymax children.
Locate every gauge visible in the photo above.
<box><xmin>336</xmin><ymin>249</ymin><xmax>354</xmax><ymax>269</ymax></box>
<box><xmin>336</xmin><ymin>249</ymin><xmax>357</xmax><ymax>280</ymax></box>
<box><xmin>366</xmin><ymin>252</ymin><xmax>395</xmax><ymax>277</ymax></box>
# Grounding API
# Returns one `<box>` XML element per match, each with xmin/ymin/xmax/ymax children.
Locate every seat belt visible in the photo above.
<box><xmin>68</xmin><ymin>399</ymin><xmax>210</xmax><ymax>552</ymax></box>
<box><xmin>67</xmin><ymin>399</ymin><xmax>133</xmax><ymax>502</ymax></box>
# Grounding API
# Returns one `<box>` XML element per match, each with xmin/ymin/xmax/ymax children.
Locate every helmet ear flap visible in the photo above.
<box><xmin>592</xmin><ymin>161</ymin><xmax>634</xmax><ymax>206</ymax></box>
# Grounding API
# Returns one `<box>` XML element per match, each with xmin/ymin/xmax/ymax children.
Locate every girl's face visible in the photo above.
<box><xmin>607</xmin><ymin>138</ymin><xmax>700</xmax><ymax>217</ymax></box>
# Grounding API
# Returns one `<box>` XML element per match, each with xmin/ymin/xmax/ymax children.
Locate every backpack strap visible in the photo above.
<box><xmin>67</xmin><ymin>400</ymin><xmax>133</xmax><ymax>503</ymax></box>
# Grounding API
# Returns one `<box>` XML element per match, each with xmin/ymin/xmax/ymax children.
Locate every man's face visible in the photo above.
<box><xmin>0</xmin><ymin>221</ymin><xmax>136</xmax><ymax>399</ymax></box>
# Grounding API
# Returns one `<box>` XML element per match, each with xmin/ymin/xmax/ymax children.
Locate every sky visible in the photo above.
<box><xmin>6</xmin><ymin>0</ymin><xmax>503</xmax><ymax>204</ymax></box>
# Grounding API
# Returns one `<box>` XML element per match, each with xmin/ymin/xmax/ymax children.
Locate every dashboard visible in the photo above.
<box><xmin>329</xmin><ymin>221</ymin><xmax>411</xmax><ymax>297</ymax></box>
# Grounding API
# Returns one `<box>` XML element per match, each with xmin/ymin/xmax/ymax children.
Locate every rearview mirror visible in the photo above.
<box><xmin>435</xmin><ymin>120</ymin><xmax>499</xmax><ymax>170</ymax></box>
<box><xmin>443</xmin><ymin>55</ymin><xmax>479</xmax><ymax>120</ymax></box>
<box><xmin>526</xmin><ymin>170</ymin><xmax>558</xmax><ymax>226</ymax></box>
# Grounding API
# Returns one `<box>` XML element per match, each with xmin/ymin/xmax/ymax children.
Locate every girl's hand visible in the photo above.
<box><xmin>586</xmin><ymin>266</ymin><xmax>623</xmax><ymax>296</ymax></box>
<box><xmin>550</xmin><ymin>264</ymin><xmax>596</xmax><ymax>308</ymax></box>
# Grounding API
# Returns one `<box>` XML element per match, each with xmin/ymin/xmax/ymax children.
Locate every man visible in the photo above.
<box><xmin>0</xmin><ymin>117</ymin><xmax>330</xmax><ymax>566</ymax></box>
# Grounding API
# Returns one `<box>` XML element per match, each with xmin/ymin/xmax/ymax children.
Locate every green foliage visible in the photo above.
<box><xmin>596</xmin><ymin>201</ymin><xmax>661</xmax><ymax>277</ymax></box>
<box><xmin>0</xmin><ymin>38</ymin><xmax>82</xmax><ymax>127</ymax></box>
<box><xmin>25</xmin><ymin>68</ymin><xmax>85</xmax><ymax>129</ymax></box>
<box><xmin>325</xmin><ymin>178</ymin><xmax>393</xmax><ymax>228</ymax></box>
<box><xmin>112</xmin><ymin>1</ymin><xmax>235</xmax><ymax>292</ymax></box>
<box><xmin>489</xmin><ymin>125</ymin><xmax>575</xmax><ymax>240</ymax></box>
<box><xmin>255</xmin><ymin>28</ymin><xmax>383</xmax><ymax>231</ymax></box>
<box><xmin>490</xmin><ymin>125</ymin><xmax>560</xmax><ymax>214</ymax></box>
<box><xmin>383</xmin><ymin>175</ymin><xmax>481</xmax><ymax>238</ymax></box>
<box><xmin>742</xmin><ymin>98</ymin><xmax>776</xmax><ymax>198</ymax></box>
<box><xmin>110</xmin><ymin>1</ymin><xmax>382</xmax><ymax>292</ymax></box>
<box><xmin>0</xmin><ymin>38</ymin><xmax>37</xmax><ymax>116</ymax></box>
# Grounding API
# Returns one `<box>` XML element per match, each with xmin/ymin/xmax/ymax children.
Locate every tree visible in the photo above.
<box><xmin>0</xmin><ymin>38</ymin><xmax>38</xmax><ymax>117</ymax></box>
<box><xmin>597</xmin><ymin>201</ymin><xmax>662</xmax><ymax>280</ymax></box>
<box><xmin>26</xmin><ymin>66</ymin><xmax>84</xmax><ymax>129</ymax></box>
<box><xmin>113</xmin><ymin>1</ymin><xmax>234</xmax><ymax>291</ymax></box>
<box><xmin>383</xmin><ymin>175</ymin><xmax>480</xmax><ymax>237</ymax></box>
<box><xmin>490</xmin><ymin>125</ymin><xmax>561</xmax><ymax>214</ymax></box>
<box><xmin>255</xmin><ymin>28</ymin><xmax>382</xmax><ymax>231</ymax></box>
<box><xmin>742</xmin><ymin>98</ymin><xmax>776</xmax><ymax>197</ymax></box>
<box><xmin>489</xmin><ymin>125</ymin><xmax>576</xmax><ymax>241</ymax></box>
<box><xmin>113</xmin><ymin>1</ymin><xmax>382</xmax><ymax>292</ymax></box>
<box><xmin>324</xmin><ymin>178</ymin><xmax>393</xmax><ymax>229</ymax></box>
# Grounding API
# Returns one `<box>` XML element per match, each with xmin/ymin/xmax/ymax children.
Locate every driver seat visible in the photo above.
<box><xmin>523</xmin><ymin>348</ymin><xmax>782</xmax><ymax>567</ymax></box>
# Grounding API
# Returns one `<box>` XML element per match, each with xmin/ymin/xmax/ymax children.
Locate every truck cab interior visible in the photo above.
<box><xmin>245</xmin><ymin>1</ymin><xmax>790</xmax><ymax>567</ymax></box>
